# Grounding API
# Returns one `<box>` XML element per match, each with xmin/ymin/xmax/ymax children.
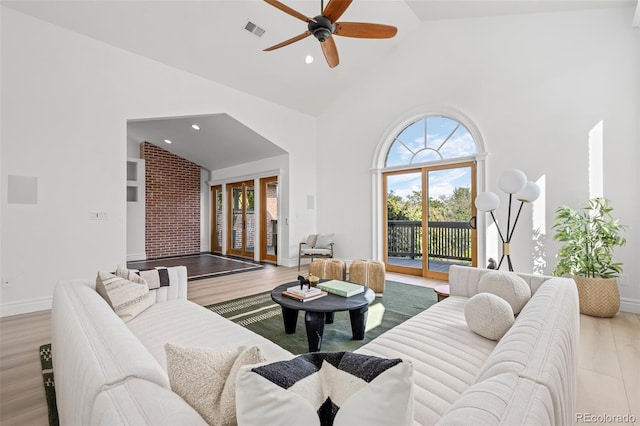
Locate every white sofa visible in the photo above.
<box><xmin>51</xmin><ymin>265</ymin><xmax>579</xmax><ymax>425</ymax></box>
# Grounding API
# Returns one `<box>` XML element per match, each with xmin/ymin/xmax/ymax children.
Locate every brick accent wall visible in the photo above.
<box><xmin>141</xmin><ymin>142</ymin><xmax>201</xmax><ymax>259</ymax></box>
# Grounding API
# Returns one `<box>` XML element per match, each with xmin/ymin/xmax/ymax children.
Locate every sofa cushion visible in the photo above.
<box><xmin>436</xmin><ymin>373</ymin><xmax>554</xmax><ymax>426</ymax></box>
<box><xmin>356</xmin><ymin>296</ymin><xmax>497</xmax><ymax>425</ymax></box>
<box><xmin>90</xmin><ymin>378</ymin><xmax>206</xmax><ymax>425</ymax></box>
<box><xmin>236</xmin><ymin>352</ymin><xmax>414</xmax><ymax>426</ymax></box>
<box><xmin>165</xmin><ymin>343</ymin><xmax>265</xmax><ymax>426</ymax></box>
<box><xmin>464</xmin><ymin>293</ymin><xmax>515</xmax><ymax>341</ymax></box>
<box><xmin>96</xmin><ymin>271</ymin><xmax>153</xmax><ymax>322</ymax></box>
<box><xmin>126</xmin><ymin>299</ymin><xmax>292</xmax><ymax>369</ymax></box>
<box><xmin>478</xmin><ymin>270</ymin><xmax>531</xmax><ymax>314</ymax></box>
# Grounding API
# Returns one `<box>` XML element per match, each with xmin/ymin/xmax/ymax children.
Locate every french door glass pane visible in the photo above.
<box><xmin>386</xmin><ymin>171</ymin><xmax>423</xmax><ymax>270</ymax></box>
<box><xmin>215</xmin><ymin>187</ymin><xmax>223</xmax><ymax>251</ymax></box>
<box><xmin>266</xmin><ymin>181</ymin><xmax>278</xmax><ymax>256</ymax></box>
<box><xmin>245</xmin><ymin>184</ymin><xmax>255</xmax><ymax>254</ymax></box>
<box><xmin>231</xmin><ymin>186</ymin><xmax>243</xmax><ymax>252</ymax></box>
<box><xmin>426</xmin><ymin>166</ymin><xmax>473</xmax><ymax>273</ymax></box>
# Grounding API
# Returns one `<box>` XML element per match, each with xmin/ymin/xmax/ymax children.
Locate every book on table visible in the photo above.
<box><xmin>316</xmin><ymin>280</ymin><xmax>365</xmax><ymax>297</ymax></box>
<box><xmin>286</xmin><ymin>285</ymin><xmax>322</xmax><ymax>297</ymax></box>
<box><xmin>281</xmin><ymin>291</ymin><xmax>328</xmax><ymax>302</ymax></box>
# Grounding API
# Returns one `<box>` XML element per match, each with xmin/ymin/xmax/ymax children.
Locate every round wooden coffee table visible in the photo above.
<box><xmin>271</xmin><ymin>282</ymin><xmax>375</xmax><ymax>352</ymax></box>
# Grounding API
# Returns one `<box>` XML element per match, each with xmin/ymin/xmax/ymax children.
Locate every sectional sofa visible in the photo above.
<box><xmin>51</xmin><ymin>265</ymin><xmax>579</xmax><ymax>425</ymax></box>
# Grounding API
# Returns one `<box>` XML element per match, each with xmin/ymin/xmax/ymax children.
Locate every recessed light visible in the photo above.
<box><xmin>164</xmin><ymin>139</ymin><xmax>172</xmax><ymax>144</ymax></box>
<box><xmin>191</xmin><ymin>124</ymin><xmax>200</xmax><ymax>130</ymax></box>
<box><xmin>305</xmin><ymin>55</ymin><xmax>314</xmax><ymax>64</ymax></box>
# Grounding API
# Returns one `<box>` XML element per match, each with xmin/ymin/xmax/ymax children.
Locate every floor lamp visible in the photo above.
<box><xmin>475</xmin><ymin>169</ymin><xmax>540</xmax><ymax>271</ymax></box>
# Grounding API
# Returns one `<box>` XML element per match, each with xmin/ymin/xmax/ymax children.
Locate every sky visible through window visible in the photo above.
<box><xmin>386</xmin><ymin>116</ymin><xmax>476</xmax><ymax>200</ymax></box>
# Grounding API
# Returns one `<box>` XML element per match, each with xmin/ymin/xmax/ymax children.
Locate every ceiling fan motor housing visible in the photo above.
<box><xmin>308</xmin><ymin>15</ymin><xmax>335</xmax><ymax>42</ymax></box>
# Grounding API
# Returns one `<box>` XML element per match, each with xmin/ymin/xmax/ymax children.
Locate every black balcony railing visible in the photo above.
<box><xmin>388</xmin><ymin>220</ymin><xmax>472</xmax><ymax>262</ymax></box>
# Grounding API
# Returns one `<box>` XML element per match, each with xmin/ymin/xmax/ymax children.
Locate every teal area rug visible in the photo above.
<box><xmin>206</xmin><ymin>281</ymin><xmax>437</xmax><ymax>354</ymax></box>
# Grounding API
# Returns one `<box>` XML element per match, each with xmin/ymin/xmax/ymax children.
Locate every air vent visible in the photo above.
<box><xmin>244</xmin><ymin>21</ymin><xmax>266</xmax><ymax>38</ymax></box>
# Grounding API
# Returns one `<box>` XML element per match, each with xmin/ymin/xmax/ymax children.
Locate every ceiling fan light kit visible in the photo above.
<box><xmin>263</xmin><ymin>0</ymin><xmax>397</xmax><ymax>68</ymax></box>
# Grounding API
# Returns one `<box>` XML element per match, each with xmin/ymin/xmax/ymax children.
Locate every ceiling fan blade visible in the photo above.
<box><xmin>263</xmin><ymin>31</ymin><xmax>311</xmax><ymax>51</ymax></box>
<box><xmin>320</xmin><ymin>35</ymin><xmax>339</xmax><ymax>68</ymax></box>
<box><xmin>263</xmin><ymin>0</ymin><xmax>315</xmax><ymax>23</ymax></box>
<box><xmin>334</xmin><ymin>22</ymin><xmax>398</xmax><ymax>39</ymax></box>
<box><xmin>323</xmin><ymin>0</ymin><xmax>352</xmax><ymax>23</ymax></box>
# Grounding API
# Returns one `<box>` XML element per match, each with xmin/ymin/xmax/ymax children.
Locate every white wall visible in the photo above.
<box><xmin>0</xmin><ymin>8</ymin><xmax>316</xmax><ymax>315</ymax></box>
<box><xmin>316</xmin><ymin>7</ymin><xmax>640</xmax><ymax>312</ymax></box>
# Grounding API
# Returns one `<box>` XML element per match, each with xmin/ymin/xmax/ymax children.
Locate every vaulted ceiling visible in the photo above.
<box><xmin>4</xmin><ymin>0</ymin><xmax>635</xmax><ymax>170</ymax></box>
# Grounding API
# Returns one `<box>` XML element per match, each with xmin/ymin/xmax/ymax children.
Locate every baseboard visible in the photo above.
<box><xmin>127</xmin><ymin>253</ymin><xmax>147</xmax><ymax>262</ymax></box>
<box><xmin>0</xmin><ymin>296</ymin><xmax>52</xmax><ymax>317</ymax></box>
<box><xmin>620</xmin><ymin>297</ymin><xmax>640</xmax><ymax>314</ymax></box>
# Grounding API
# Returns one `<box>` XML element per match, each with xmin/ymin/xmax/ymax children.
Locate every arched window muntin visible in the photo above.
<box><xmin>385</xmin><ymin>115</ymin><xmax>478</xmax><ymax>168</ymax></box>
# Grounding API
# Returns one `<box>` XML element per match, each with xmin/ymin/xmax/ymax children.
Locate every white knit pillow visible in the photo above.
<box><xmin>478</xmin><ymin>271</ymin><xmax>531</xmax><ymax>314</ymax></box>
<box><xmin>165</xmin><ymin>343</ymin><xmax>265</xmax><ymax>426</ymax></box>
<box><xmin>464</xmin><ymin>293</ymin><xmax>515</xmax><ymax>340</ymax></box>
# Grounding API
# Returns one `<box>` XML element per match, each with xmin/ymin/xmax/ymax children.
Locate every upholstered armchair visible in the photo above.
<box><xmin>298</xmin><ymin>233</ymin><xmax>334</xmax><ymax>271</ymax></box>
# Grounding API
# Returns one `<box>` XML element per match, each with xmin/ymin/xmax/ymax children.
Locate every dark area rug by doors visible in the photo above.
<box><xmin>127</xmin><ymin>253</ymin><xmax>263</xmax><ymax>280</ymax></box>
<box><xmin>206</xmin><ymin>281</ymin><xmax>437</xmax><ymax>355</ymax></box>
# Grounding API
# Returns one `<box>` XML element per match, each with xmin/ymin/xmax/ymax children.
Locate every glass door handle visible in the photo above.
<box><xmin>469</xmin><ymin>216</ymin><xmax>477</xmax><ymax>230</ymax></box>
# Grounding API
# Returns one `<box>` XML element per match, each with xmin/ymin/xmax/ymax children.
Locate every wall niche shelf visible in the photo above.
<box><xmin>127</xmin><ymin>159</ymin><xmax>144</xmax><ymax>202</ymax></box>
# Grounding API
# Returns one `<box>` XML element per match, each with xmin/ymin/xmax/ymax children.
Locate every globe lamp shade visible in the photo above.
<box><xmin>498</xmin><ymin>169</ymin><xmax>527</xmax><ymax>194</ymax></box>
<box><xmin>475</xmin><ymin>191</ymin><xmax>500</xmax><ymax>212</ymax></box>
<box><xmin>516</xmin><ymin>181</ymin><xmax>541</xmax><ymax>203</ymax></box>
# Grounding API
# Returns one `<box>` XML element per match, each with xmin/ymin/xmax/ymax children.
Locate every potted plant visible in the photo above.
<box><xmin>552</xmin><ymin>197</ymin><xmax>627</xmax><ymax>317</ymax></box>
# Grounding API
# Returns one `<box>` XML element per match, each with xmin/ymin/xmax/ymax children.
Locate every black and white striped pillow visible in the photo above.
<box><xmin>236</xmin><ymin>352</ymin><xmax>414</xmax><ymax>426</ymax></box>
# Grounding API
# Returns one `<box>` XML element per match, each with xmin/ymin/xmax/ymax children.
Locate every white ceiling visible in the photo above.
<box><xmin>4</xmin><ymin>0</ymin><xmax>636</xmax><ymax>170</ymax></box>
<box><xmin>128</xmin><ymin>114</ymin><xmax>287</xmax><ymax>171</ymax></box>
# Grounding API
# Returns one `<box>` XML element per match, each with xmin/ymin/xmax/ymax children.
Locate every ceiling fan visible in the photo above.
<box><xmin>263</xmin><ymin>0</ymin><xmax>398</xmax><ymax>68</ymax></box>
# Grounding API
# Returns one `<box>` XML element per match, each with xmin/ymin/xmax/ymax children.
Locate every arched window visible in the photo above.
<box><xmin>379</xmin><ymin>114</ymin><xmax>481</xmax><ymax>280</ymax></box>
<box><xmin>385</xmin><ymin>115</ymin><xmax>477</xmax><ymax>167</ymax></box>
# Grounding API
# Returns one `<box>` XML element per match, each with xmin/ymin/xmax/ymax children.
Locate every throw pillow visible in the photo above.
<box><xmin>115</xmin><ymin>264</ymin><xmax>147</xmax><ymax>285</ymax></box>
<box><xmin>95</xmin><ymin>271</ymin><xmax>153</xmax><ymax>322</ymax></box>
<box><xmin>305</xmin><ymin>234</ymin><xmax>319</xmax><ymax>248</ymax></box>
<box><xmin>165</xmin><ymin>343</ymin><xmax>265</xmax><ymax>426</ymax></box>
<box><xmin>478</xmin><ymin>271</ymin><xmax>531</xmax><ymax>314</ymax></box>
<box><xmin>464</xmin><ymin>293</ymin><xmax>515</xmax><ymax>340</ymax></box>
<box><xmin>315</xmin><ymin>233</ymin><xmax>335</xmax><ymax>250</ymax></box>
<box><xmin>236</xmin><ymin>352</ymin><xmax>414</xmax><ymax>426</ymax></box>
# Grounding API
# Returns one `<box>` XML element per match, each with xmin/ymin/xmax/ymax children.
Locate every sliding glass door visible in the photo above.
<box><xmin>384</xmin><ymin>162</ymin><xmax>477</xmax><ymax>280</ymax></box>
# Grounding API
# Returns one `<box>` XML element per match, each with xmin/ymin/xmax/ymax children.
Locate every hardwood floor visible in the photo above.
<box><xmin>0</xmin><ymin>266</ymin><xmax>637</xmax><ymax>425</ymax></box>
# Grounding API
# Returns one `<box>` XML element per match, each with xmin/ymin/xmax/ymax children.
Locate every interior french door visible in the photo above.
<box><xmin>211</xmin><ymin>185</ymin><xmax>223</xmax><ymax>253</ymax></box>
<box><xmin>383</xmin><ymin>161</ymin><xmax>477</xmax><ymax>280</ymax></box>
<box><xmin>227</xmin><ymin>180</ymin><xmax>255</xmax><ymax>259</ymax></box>
<box><xmin>260</xmin><ymin>176</ymin><xmax>278</xmax><ymax>263</ymax></box>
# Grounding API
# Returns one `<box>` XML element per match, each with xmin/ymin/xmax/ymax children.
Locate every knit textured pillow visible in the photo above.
<box><xmin>236</xmin><ymin>352</ymin><xmax>414</xmax><ymax>426</ymax></box>
<box><xmin>165</xmin><ymin>344</ymin><xmax>265</xmax><ymax>426</ymax></box>
<box><xmin>464</xmin><ymin>293</ymin><xmax>515</xmax><ymax>340</ymax></box>
<box><xmin>95</xmin><ymin>271</ymin><xmax>153</xmax><ymax>322</ymax></box>
<box><xmin>478</xmin><ymin>271</ymin><xmax>531</xmax><ymax>314</ymax></box>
